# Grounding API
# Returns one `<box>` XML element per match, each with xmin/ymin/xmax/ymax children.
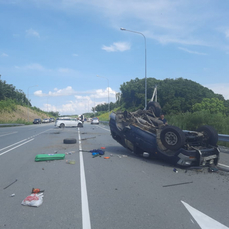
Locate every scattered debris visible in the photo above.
<box><xmin>21</xmin><ymin>193</ymin><xmax>44</xmax><ymax>207</ymax></box>
<box><xmin>104</xmin><ymin>157</ymin><xmax>110</xmax><ymax>159</ymax></box>
<box><xmin>4</xmin><ymin>179</ymin><xmax>17</xmax><ymax>189</ymax></box>
<box><xmin>101</xmin><ymin>147</ymin><xmax>106</xmax><ymax>149</ymax></box>
<box><xmin>92</xmin><ymin>153</ymin><xmax>100</xmax><ymax>158</ymax></box>
<box><xmin>35</xmin><ymin>154</ymin><xmax>65</xmax><ymax>162</ymax></box>
<box><xmin>163</xmin><ymin>181</ymin><xmax>193</xmax><ymax>187</ymax></box>
<box><xmin>66</xmin><ymin>160</ymin><xmax>76</xmax><ymax>164</ymax></box>
<box><xmin>81</xmin><ymin>137</ymin><xmax>96</xmax><ymax>140</ymax></box>
<box><xmin>208</xmin><ymin>167</ymin><xmax>219</xmax><ymax>173</ymax></box>
<box><xmin>90</xmin><ymin>149</ymin><xmax>105</xmax><ymax>155</ymax></box>
<box><xmin>173</xmin><ymin>168</ymin><xmax>178</xmax><ymax>173</ymax></box>
<box><xmin>122</xmin><ymin>155</ymin><xmax>128</xmax><ymax>158</ymax></box>
<box><xmin>32</xmin><ymin>188</ymin><xmax>44</xmax><ymax>194</ymax></box>
<box><xmin>10</xmin><ymin>194</ymin><xmax>15</xmax><ymax>197</ymax></box>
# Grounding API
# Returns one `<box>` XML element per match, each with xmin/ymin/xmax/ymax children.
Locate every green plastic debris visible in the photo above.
<box><xmin>35</xmin><ymin>154</ymin><xmax>65</xmax><ymax>162</ymax></box>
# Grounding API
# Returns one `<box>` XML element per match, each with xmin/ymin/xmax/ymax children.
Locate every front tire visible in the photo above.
<box><xmin>160</xmin><ymin>126</ymin><xmax>186</xmax><ymax>151</ymax></box>
<box><xmin>60</xmin><ymin>123</ymin><xmax>65</xmax><ymax>128</ymax></box>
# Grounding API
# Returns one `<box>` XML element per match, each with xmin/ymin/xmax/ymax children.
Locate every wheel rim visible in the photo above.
<box><xmin>165</xmin><ymin>131</ymin><xmax>178</xmax><ymax>146</ymax></box>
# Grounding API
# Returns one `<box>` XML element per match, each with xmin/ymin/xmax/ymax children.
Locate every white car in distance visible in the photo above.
<box><xmin>55</xmin><ymin>117</ymin><xmax>83</xmax><ymax>128</ymax></box>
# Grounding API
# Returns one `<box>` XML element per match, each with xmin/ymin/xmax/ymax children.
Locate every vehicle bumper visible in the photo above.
<box><xmin>177</xmin><ymin>147</ymin><xmax>220</xmax><ymax>167</ymax></box>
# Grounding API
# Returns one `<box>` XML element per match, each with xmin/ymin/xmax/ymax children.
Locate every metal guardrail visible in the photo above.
<box><xmin>0</xmin><ymin>124</ymin><xmax>25</xmax><ymax>127</ymax></box>
<box><xmin>218</xmin><ymin>134</ymin><xmax>229</xmax><ymax>142</ymax></box>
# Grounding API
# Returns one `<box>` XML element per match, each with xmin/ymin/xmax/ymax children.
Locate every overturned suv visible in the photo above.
<box><xmin>109</xmin><ymin>102</ymin><xmax>220</xmax><ymax>167</ymax></box>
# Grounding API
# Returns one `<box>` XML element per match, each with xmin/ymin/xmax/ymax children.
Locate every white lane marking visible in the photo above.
<box><xmin>97</xmin><ymin>125</ymin><xmax>110</xmax><ymax>132</ymax></box>
<box><xmin>0</xmin><ymin>128</ymin><xmax>52</xmax><ymax>156</ymax></box>
<box><xmin>0</xmin><ymin>131</ymin><xmax>18</xmax><ymax>137</ymax></box>
<box><xmin>0</xmin><ymin>139</ymin><xmax>28</xmax><ymax>152</ymax></box>
<box><xmin>0</xmin><ymin>138</ymin><xmax>34</xmax><ymax>156</ymax></box>
<box><xmin>218</xmin><ymin>163</ymin><xmax>229</xmax><ymax>168</ymax></box>
<box><xmin>78</xmin><ymin>128</ymin><xmax>92</xmax><ymax>229</ymax></box>
<box><xmin>181</xmin><ymin>201</ymin><xmax>229</xmax><ymax>229</ymax></box>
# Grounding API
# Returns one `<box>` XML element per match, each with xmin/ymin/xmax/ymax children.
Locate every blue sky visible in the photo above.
<box><xmin>0</xmin><ymin>0</ymin><xmax>229</xmax><ymax>115</ymax></box>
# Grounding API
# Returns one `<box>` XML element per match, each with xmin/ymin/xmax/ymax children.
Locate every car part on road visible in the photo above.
<box><xmin>3</xmin><ymin>179</ymin><xmax>17</xmax><ymax>190</ymax></box>
<box><xmin>163</xmin><ymin>181</ymin><xmax>193</xmax><ymax>188</ymax></box>
<box><xmin>63</xmin><ymin>138</ymin><xmax>77</xmax><ymax>144</ymax></box>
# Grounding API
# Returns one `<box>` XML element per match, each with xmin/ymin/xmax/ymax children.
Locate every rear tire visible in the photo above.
<box><xmin>197</xmin><ymin>125</ymin><xmax>218</xmax><ymax>146</ymax></box>
<box><xmin>146</xmin><ymin>101</ymin><xmax>162</xmax><ymax>117</ymax></box>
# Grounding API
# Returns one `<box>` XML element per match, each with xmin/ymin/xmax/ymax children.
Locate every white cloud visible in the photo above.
<box><xmin>102</xmin><ymin>42</ymin><xmax>131</xmax><ymax>52</ymax></box>
<box><xmin>15</xmin><ymin>63</ymin><xmax>45</xmax><ymax>71</ymax></box>
<box><xmin>26</xmin><ymin>29</ymin><xmax>40</xmax><ymax>38</ymax></box>
<box><xmin>205</xmin><ymin>83</ymin><xmax>229</xmax><ymax>100</ymax></box>
<box><xmin>1</xmin><ymin>53</ymin><xmax>9</xmax><ymax>57</ymax></box>
<box><xmin>35</xmin><ymin>86</ymin><xmax>118</xmax><ymax>114</ymax></box>
<box><xmin>72</xmin><ymin>53</ymin><xmax>78</xmax><ymax>57</ymax></box>
<box><xmin>225</xmin><ymin>29</ymin><xmax>229</xmax><ymax>38</ymax></box>
<box><xmin>178</xmin><ymin>47</ymin><xmax>207</xmax><ymax>55</ymax></box>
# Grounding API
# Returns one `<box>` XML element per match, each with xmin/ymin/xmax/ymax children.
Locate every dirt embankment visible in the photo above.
<box><xmin>0</xmin><ymin>105</ymin><xmax>48</xmax><ymax>123</ymax></box>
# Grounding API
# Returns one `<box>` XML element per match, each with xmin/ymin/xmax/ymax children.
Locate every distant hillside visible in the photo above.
<box><xmin>0</xmin><ymin>105</ymin><xmax>49</xmax><ymax>123</ymax></box>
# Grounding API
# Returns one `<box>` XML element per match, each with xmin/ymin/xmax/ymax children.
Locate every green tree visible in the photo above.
<box><xmin>192</xmin><ymin>98</ymin><xmax>225</xmax><ymax>114</ymax></box>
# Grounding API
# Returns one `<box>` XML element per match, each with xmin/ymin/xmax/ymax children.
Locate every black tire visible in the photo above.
<box><xmin>160</xmin><ymin>126</ymin><xmax>186</xmax><ymax>151</ymax></box>
<box><xmin>63</xmin><ymin>138</ymin><xmax>77</xmax><ymax>144</ymax></box>
<box><xmin>197</xmin><ymin>125</ymin><xmax>218</xmax><ymax>146</ymax></box>
<box><xmin>146</xmin><ymin>101</ymin><xmax>162</xmax><ymax>117</ymax></box>
<box><xmin>60</xmin><ymin>123</ymin><xmax>65</xmax><ymax>128</ymax></box>
<box><xmin>78</xmin><ymin>123</ymin><xmax>83</xmax><ymax>127</ymax></box>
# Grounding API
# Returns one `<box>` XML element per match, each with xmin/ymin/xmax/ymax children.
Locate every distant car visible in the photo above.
<box><xmin>49</xmin><ymin>118</ymin><xmax>55</xmax><ymax>122</ymax></box>
<box><xmin>55</xmin><ymin>118</ymin><xmax>83</xmax><ymax>128</ymax></box>
<box><xmin>42</xmin><ymin>118</ymin><xmax>50</xmax><ymax>123</ymax></box>
<box><xmin>91</xmin><ymin>117</ymin><xmax>99</xmax><ymax>125</ymax></box>
<box><xmin>33</xmin><ymin>118</ymin><xmax>42</xmax><ymax>124</ymax></box>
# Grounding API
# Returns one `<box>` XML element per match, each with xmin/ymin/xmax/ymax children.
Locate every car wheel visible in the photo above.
<box><xmin>78</xmin><ymin>123</ymin><xmax>83</xmax><ymax>127</ymax></box>
<box><xmin>160</xmin><ymin>126</ymin><xmax>186</xmax><ymax>151</ymax></box>
<box><xmin>63</xmin><ymin>138</ymin><xmax>77</xmax><ymax>144</ymax></box>
<box><xmin>146</xmin><ymin>101</ymin><xmax>162</xmax><ymax>117</ymax></box>
<box><xmin>197</xmin><ymin>125</ymin><xmax>218</xmax><ymax>146</ymax></box>
<box><xmin>60</xmin><ymin>123</ymin><xmax>65</xmax><ymax>128</ymax></box>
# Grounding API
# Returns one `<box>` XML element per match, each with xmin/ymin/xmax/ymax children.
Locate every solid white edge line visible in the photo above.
<box><xmin>218</xmin><ymin>163</ymin><xmax>229</xmax><ymax>168</ymax></box>
<box><xmin>0</xmin><ymin>138</ymin><xmax>34</xmax><ymax>156</ymax></box>
<box><xmin>78</xmin><ymin>128</ymin><xmax>92</xmax><ymax>229</ymax></box>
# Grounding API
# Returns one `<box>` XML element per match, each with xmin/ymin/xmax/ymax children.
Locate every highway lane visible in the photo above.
<box><xmin>0</xmin><ymin>122</ymin><xmax>229</xmax><ymax>229</ymax></box>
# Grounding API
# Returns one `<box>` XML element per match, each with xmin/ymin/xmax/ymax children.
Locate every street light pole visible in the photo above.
<box><xmin>96</xmin><ymin>75</ymin><xmax>110</xmax><ymax>112</ymax></box>
<box><xmin>27</xmin><ymin>85</ymin><xmax>38</xmax><ymax>122</ymax></box>
<box><xmin>120</xmin><ymin>27</ymin><xmax>147</xmax><ymax>110</ymax></box>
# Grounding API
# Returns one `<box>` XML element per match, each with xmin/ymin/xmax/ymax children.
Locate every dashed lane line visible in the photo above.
<box><xmin>0</xmin><ymin>138</ymin><xmax>34</xmax><ymax>156</ymax></box>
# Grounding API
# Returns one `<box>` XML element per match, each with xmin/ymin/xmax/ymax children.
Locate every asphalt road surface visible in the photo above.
<box><xmin>0</xmin><ymin>122</ymin><xmax>229</xmax><ymax>229</ymax></box>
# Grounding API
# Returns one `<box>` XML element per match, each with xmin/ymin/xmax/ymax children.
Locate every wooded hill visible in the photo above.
<box><xmin>95</xmin><ymin>77</ymin><xmax>229</xmax><ymax>116</ymax></box>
